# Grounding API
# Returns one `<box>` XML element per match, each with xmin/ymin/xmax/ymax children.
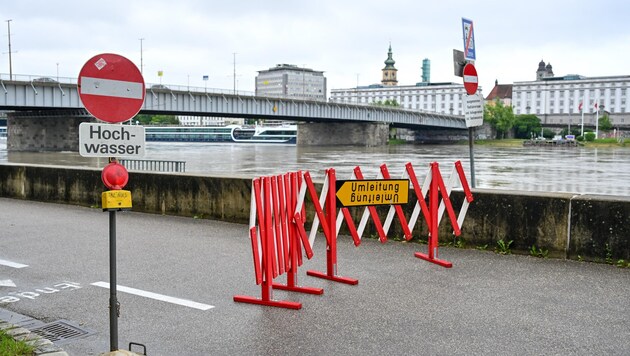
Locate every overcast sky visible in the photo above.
<box><xmin>3</xmin><ymin>0</ymin><xmax>629</xmax><ymax>96</ymax></box>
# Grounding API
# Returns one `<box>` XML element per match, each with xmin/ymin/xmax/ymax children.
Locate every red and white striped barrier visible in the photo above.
<box><xmin>233</xmin><ymin>172</ymin><xmax>323</xmax><ymax>310</ymax></box>
<box><xmin>323</xmin><ymin>161</ymin><xmax>473</xmax><ymax>267</ymax></box>
<box><xmin>413</xmin><ymin>161</ymin><xmax>473</xmax><ymax>267</ymax></box>
<box><xmin>305</xmin><ymin>168</ymin><xmax>359</xmax><ymax>285</ymax></box>
<box><xmin>234</xmin><ymin>162</ymin><xmax>474</xmax><ymax>309</ymax></box>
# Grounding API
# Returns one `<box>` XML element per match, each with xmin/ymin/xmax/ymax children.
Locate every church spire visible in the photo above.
<box><xmin>381</xmin><ymin>43</ymin><xmax>398</xmax><ymax>86</ymax></box>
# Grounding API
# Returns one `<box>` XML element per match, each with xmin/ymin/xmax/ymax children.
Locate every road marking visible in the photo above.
<box><xmin>91</xmin><ymin>282</ymin><xmax>214</xmax><ymax>311</ymax></box>
<box><xmin>0</xmin><ymin>259</ymin><xmax>29</xmax><ymax>269</ymax></box>
<box><xmin>0</xmin><ymin>279</ymin><xmax>16</xmax><ymax>288</ymax></box>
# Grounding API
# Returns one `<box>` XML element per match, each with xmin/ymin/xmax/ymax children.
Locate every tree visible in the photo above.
<box><xmin>598</xmin><ymin>114</ymin><xmax>613</xmax><ymax>131</ymax></box>
<box><xmin>133</xmin><ymin>114</ymin><xmax>179</xmax><ymax>125</ymax></box>
<box><xmin>484</xmin><ymin>99</ymin><xmax>515</xmax><ymax>138</ymax></box>
<box><xmin>372</xmin><ymin>99</ymin><xmax>400</xmax><ymax>107</ymax></box>
<box><xmin>585</xmin><ymin>131</ymin><xmax>596</xmax><ymax>142</ymax></box>
<box><xmin>513</xmin><ymin>114</ymin><xmax>541</xmax><ymax>139</ymax></box>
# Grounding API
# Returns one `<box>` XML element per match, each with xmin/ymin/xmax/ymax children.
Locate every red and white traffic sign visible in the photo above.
<box><xmin>78</xmin><ymin>53</ymin><xmax>145</xmax><ymax>124</ymax></box>
<box><xmin>462</xmin><ymin>63</ymin><xmax>478</xmax><ymax>95</ymax></box>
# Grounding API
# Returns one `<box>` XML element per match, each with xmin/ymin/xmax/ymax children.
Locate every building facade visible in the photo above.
<box><xmin>255</xmin><ymin>64</ymin><xmax>327</xmax><ymax>101</ymax></box>
<box><xmin>512</xmin><ymin>61</ymin><xmax>630</xmax><ymax>127</ymax></box>
<box><xmin>330</xmin><ymin>45</ymin><xmax>473</xmax><ymax>116</ymax></box>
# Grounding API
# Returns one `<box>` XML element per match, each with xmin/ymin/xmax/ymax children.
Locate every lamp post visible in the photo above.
<box><xmin>139</xmin><ymin>38</ymin><xmax>145</xmax><ymax>75</ymax></box>
<box><xmin>6</xmin><ymin>19</ymin><xmax>13</xmax><ymax>80</ymax></box>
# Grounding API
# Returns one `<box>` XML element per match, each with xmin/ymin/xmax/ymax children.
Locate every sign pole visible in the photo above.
<box><xmin>109</xmin><ymin>209</ymin><xmax>118</xmax><ymax>352</ymax></box>
<box><xmin>468</xmin><ymin>127</ymin><xmax>476</xmax><ymax>188</ymax></box>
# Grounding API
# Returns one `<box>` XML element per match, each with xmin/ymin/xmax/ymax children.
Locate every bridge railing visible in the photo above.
<box><xmin>119</xmin><ymin>159</ymin><xmax>186</xmax><ymax>173</ymax></box>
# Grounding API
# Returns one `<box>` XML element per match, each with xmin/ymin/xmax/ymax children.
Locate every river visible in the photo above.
<box><xmin>1</xmin><ymin>139</ymin><xmax>629</xmax><ymax>197</ymax></box>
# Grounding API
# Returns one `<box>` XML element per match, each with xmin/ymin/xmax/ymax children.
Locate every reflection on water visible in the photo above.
<box><xmin>1</xmin><ymin>139</ymin><xmax>630</xmax><ymax>196</ymax></box>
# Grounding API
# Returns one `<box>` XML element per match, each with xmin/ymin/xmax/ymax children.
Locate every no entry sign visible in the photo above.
<box><xmin>462</xmin><ymin>63</ymin><xmax>478</xmax><ymax>95</ymax></box>
<box><xmin>78</xmin><ymin>53</ymin><xmax>145</xmax><ymax>123</ymax></box>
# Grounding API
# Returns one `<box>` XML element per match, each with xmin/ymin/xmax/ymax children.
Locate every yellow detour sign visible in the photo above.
<box><xmin>102</xmin><ymin>190</ymin><xmax>132</xmax><ymax>210</ymax></box>
<box><xmin>335</xmin><ymin>179</ymin><xmax>409</xmax><ymax>207</ymax></box>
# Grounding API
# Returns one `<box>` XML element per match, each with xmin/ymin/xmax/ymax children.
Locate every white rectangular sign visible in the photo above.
<box><xmin>464</xmin><ymin>93</ymin><xmax>484</xmax><ymax>128</ymax></box>
<box><xmin>79</xmin><ymin>123</ymin><xmax>145</xmax><ymax>157</ymax></box>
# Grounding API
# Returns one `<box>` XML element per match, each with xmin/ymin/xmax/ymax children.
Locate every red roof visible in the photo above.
<box><xmin>485</xmin><ymin>83</ymin><xmax>513</xmax><ymax>101</ymax></box>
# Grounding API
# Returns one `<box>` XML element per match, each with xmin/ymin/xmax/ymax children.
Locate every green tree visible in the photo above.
<box><xmin>133</xmin><ymin>114</ymin><xmax>179</xmax><ymax>125</ymax></box>
<box><xmin>134</xmin><ymin>114</ymin><xmax>153</xmax><ymax>125</ymax></box>
<box><xmin>585</xmin><ymin>131</ymin><xmax>596</xmax><ymax>142</ymax></box>
<box><xmin>542</xmin><ymin>128</ymin><xmax>555</xmax><ymax>139</ymax></box>
<box><xmin>598</xmin><ymin>114</ymin><xmax>613</xmax><ymax>131</ymax></box>
<box><xmin>484</xmin><ymin>99</ymin><xmax>515</xmax><ymax>138</ymax></box>
<box><xmin>372</xmin><ymin>99</ymin><xmax>400</xmax><ymax>107</ymax></box>
<box><xmin>513</xmin><ymin>114</ymin><xmax>541</xmax><ymax>139</ymax></box>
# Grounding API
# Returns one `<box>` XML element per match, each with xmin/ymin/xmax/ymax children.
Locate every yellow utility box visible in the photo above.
<box><xmin>102</xmin><ymin>190</ymin><xmax>132</xmax><ymax>210</ymax></box>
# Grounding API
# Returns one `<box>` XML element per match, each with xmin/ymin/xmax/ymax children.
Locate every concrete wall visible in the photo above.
<box><xmin>1</xmin><ymin>163</ymin><xmax>628</xmax><ymax>263</ymax></box>
<box><xmin>7</xmin><ymin>111</ymin><xmax>93</xmax><ymax>152</ymax></box>
<box><xmin>298</xmin><ymin>122</ymin><xmax>389</xmax><ymax>146</ymax></box>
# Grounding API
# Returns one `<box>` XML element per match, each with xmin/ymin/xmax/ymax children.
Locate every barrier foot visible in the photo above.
<box><xmin>306</xmin><ymin>270</ymin><xmax>359</xmax><ymax>285</ymax></box>
<box><xmin>233</xmin><ymin>295</ymin><xmax>302</xmax><ymax>310</ymax></box>
<box><xmin>414</xmin><ymin>252</ymin><xmax>453</xmax><ymax>268</ymax></box>
<box><xmin>273</xmin><ymin>283</ymin><xmax>324</xmax><ymax>295</ymax></box>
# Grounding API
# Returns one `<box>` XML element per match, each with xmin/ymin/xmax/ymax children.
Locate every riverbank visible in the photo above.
<box><xmin>456</xmin><ymin>138</ymin><xmax>628</xmax><ymax>148</ymax></box>
<box><xmin>1</xmin><ymin>163</ymin><xmax>628</xmax><ymax>265</ymax></box>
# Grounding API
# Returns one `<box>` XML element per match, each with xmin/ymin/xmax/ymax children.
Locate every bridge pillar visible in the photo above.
<box><xmin>297</xmin><ymin>122</ymin><xmax>389</xmax><ymax>146</ymax></box>
<box><xmin>7</xmin><ymin>110</ymin><xmax>94</xmax><ymax>152</ymax></box>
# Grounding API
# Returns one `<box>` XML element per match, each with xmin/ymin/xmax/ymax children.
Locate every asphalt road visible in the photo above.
<box><xmin>1</xmin><ymin>198</ymin><xmax>629</xmax><ymax>355</ymax></box>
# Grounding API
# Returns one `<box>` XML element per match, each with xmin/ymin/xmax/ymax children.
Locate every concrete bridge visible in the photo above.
<box><xmin>0</xmin><ymin>74</ymin><xmax>467</xmax><ymax>151</ymax></box>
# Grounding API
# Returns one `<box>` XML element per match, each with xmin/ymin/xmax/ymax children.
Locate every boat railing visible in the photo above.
<box><xmin>119</xmin><ymin>159</ymin><xmax>186</xmax><ymax>173</ymax></box>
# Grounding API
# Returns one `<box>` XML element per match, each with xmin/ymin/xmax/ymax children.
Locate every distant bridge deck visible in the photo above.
<box><xmin>0</xmin><ymin>74</ymin><xmax>466</xmax><ymax>129</ymax></box>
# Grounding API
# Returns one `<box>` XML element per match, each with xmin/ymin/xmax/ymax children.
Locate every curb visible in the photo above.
<box><xmin>0</xmin><ymin>320</ymin><xmax>69</xmax><ymax>355</ymax></box>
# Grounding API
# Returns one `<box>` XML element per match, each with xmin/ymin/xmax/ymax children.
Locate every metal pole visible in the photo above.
<box><xmin>139</xmin><ymin>38</ymin><xmax>144</xmax><ymax>75</ymax></box>
<box><xmin>7</xmin><ymin>20</ymin><xmax>13</xmax><ymax>81</ymax></box>
<box><xmin>233</xmin><ymin>53</ymin><xmax>237</xmax><ymax>95</ymax></box>
<box><xmin>109</xmin><ymin>210</ymin><xmax>118</xmax><ymax>351</ymax></box>
<box><xmin>468</xmin><ymin>127</ymin><xmax>476</xmax><ymax>188</ymax></box>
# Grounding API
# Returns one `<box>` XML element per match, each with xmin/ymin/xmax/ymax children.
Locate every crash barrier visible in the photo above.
<box><xmin>233</xmin><ymin>171</ymin><xmax>325</xmax><ymax>310</ymax></box>
<box><xmin>234</xmin><ymin>162</ymin><xmax>473</xmax><ymax>309</ymax></box>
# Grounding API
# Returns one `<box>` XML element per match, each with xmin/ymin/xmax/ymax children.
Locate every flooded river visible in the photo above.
<box><xmin>1</xmin><ymin>139</ymin><xmax>629</xmax><ymax>197</ymax></box>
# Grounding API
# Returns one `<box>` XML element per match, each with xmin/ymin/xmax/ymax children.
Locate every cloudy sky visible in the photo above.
<box><xmin>2</xmin><ymin>0</ymin><xmax>629</xmax><ymax>96</ymax></box>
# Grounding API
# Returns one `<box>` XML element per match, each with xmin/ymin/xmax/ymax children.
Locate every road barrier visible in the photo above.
<box><xmin>234</xmin><ymin>161</ymin><xmax>474</xmax><ymax>309</ymax></box>
<box><xmin>233</xmin><ymin>172</ymin><xmax>323</xmax><ymax>310</ymax></box>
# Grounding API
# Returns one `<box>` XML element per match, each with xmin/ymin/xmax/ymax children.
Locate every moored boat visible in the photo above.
<box><xmin>145</xmin><ymin>124</ymin><xmax>297</xmax><ymax>144</ymax></box>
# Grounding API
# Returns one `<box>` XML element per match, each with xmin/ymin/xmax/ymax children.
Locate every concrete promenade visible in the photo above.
<box><xmin>0</xmin><ymin>198</ymin><xmax>629</xmax><ymax>355</ymax></box>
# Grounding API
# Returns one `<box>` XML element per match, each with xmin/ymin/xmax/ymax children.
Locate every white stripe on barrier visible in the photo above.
<box><xmin>437</xmin><ymin>165</ymin><xmax>458</xmax><ymax>223</ymax></box>
<box><xmin>308</xmin><ymin>172</ymin><xmax>329</xmax><ymax>247</ymax></box>
<box><xmin>250</xmin><ymin>180</ymin><xmax>263</xmax><ymax>268</ymax></box>
<box><xmin>457</xmin><ymin>200</ymin><xmax>471</xmax><ymax>228</ymax></box>
<box><xmin>408</xmin><ymin>167</ymin><xmax>432</xmax><ymax>232</ymax></box>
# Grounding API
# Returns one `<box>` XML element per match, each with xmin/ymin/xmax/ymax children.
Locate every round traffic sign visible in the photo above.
<box><xmin>102</xmin><ymin>162</ymin><xmax>129</xmax><ymax>190</ymax></box>
<box><xmin>462</xmin><ymin>63</ymin><xmax>478</xmax><ymax>95</ymax></box>
<box><xmin>78</xmin><ymin>53</ymin><xmax>145</xmax><ymax>124</ymax></box>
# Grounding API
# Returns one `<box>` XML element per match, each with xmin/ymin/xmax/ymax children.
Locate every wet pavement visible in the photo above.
<box><xmin>1</xmin><ymin>198</ymin><xmax>629</xmax><ymax>355</ymax></box>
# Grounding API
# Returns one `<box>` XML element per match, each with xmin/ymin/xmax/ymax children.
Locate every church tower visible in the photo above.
<box><xmin>381</xmin><ymin>43</ymin><xmax>398</xmax><ymax>86</ymax></box>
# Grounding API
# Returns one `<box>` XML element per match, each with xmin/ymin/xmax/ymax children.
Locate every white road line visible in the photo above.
<box><xmin>91</xmin><ymin>282</ymin><xmax>214</xmax><ymax>311</ymax></box>
<box><xmin>0</xmin><ymin>258</ymin><xmax>29</xmax><ymax>269</ymax></box>
<box><xmin>0</xmin><ymin>279</ymin><xmax>16</xmax><ymax>287</ymax></box>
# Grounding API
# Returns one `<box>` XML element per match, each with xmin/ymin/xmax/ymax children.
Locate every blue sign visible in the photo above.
<box><xmin>462</xmin><ymin>18</ymin><xmax>476</xmax><ymax>61</ymax></box>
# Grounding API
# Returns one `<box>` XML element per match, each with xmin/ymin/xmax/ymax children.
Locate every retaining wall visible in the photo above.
<box><xmin>0</xmin><ymin>163</ymin><xmax>628</xmax><ymax>263</ymax></box>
